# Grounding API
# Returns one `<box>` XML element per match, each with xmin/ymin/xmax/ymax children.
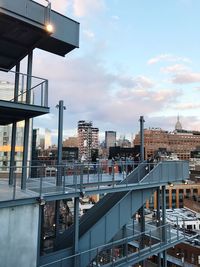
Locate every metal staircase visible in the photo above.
<box><xmin>41</xmin><ymin>161</ymin><xmax>189</xmax><ymax>267</ymax></box>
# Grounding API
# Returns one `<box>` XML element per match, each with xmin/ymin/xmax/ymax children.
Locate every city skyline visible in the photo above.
<box><xmin>30</xmin><ymin>0</ymin><xmax>200</xmax><ymax>141</ymax></box>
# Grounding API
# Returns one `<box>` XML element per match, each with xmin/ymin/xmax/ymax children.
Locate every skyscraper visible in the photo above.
<box><xmin>44</xmin><ymin>128</ymin><xmax>52</xmax><ymax>149</ymax></box>
<box><xmin>105</xmin><ymin>131</ymin><xmax>116</xmax><ymax>149</ymax></box>
<box><xmin>77</xmin><ymin>120</ymin><xmax>99</xmax><ymax>161</ymax></box>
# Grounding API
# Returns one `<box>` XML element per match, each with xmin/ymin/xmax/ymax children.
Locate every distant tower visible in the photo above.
<box><xmin>175</xmin><ymin>115</ymin><xmax>182</xmax><ymax>131</ymax></box>
<box><xmin>77</xmin><ymin>121</ymin><xmax>99</xmax><ymax>161</ymax></box>
<box><xmin>44</xmin><ymin>128</ymin><xmax>51</xmax><ymax>149</ymax></box>
<box><xmin>105</xmin><ymin>131</ymin><xmax>116</xmax><ymax>149</ymax></box>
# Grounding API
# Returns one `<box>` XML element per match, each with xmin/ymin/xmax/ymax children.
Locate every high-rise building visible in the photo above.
<box><xmin>105</xmin><ymin>131</ymin><xmax>116</xmax><ymax>149</ymax></box>
<box><xmin>77</xmin><ymin>120</ymin><xmax>99</xmax><ymax>161</ymax></box>
<box><xmin>44</xmin><ymin>128</ymin><xmax>51</xmax><ymax>149</ymax></box>
<box><xmin>133</xmin><ymin>118</ymin><xmax>200</xmax><ymax>160</ymax></box>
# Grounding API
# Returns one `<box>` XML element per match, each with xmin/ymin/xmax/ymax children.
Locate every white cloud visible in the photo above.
<box><xmin>73</xmin><ymin>0</ymin><xmax>105</xmax><ymax>17</ymax></box>
<box><xmin>173</xmin><ymin>103</ymin><xmax>200</xmax><ymax>110</ymax></box>
<box><xmin>172</xmin><ymin>72</ymin><xmax>200</xmax><ymax>84</ymax></box>
<box><xmin>147</xmin><ymin>54</ymin><xmax>191</xmax><ymax>65</ymax></box>
<box><xmin>32</xmin><ymin>50</ymin><xmax>183</xmax><ymax>137</ymax></box>
<box><xmin>135</xmin><ymin>76</ymin><xmax>154</xmax><ymax>89</ymax></box>
<box><xmin>117</xmin><ymin>75</ymin><xmax>154</xmax><ymax>89</ymax></box>
<box><xmin>161</xmin><ymin>64</ymin><xmax>190</xmax><ymax>74</ymax></box>
<box><xmin>83</xmin><ymin>30</ymin><xmax>95</xmax><ymax>40</ymax></box>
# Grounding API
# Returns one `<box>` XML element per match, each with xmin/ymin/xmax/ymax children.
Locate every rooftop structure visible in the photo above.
<box><xmin>105</xmin><ymin>131</ymin><xmax>116</xmax><ymax>149</ymax></box>
<box><xmin>134</xmin><ymin>126</ymin><xmax>200</xmax><ymax>160</ymax></box>
<box><xmin>0</xmin><ymin>2</ymin><xmax>191</xmax><ymax>267</ymax></box>
<box><xmin>175</xmin><ymin>115</ymin><xmax>182</xmax><ymax>131</ymax></box>
<box><xmin>77</xmin><ymin>120</ymin><xmax>99</xmax><ymax>161</ymax></box>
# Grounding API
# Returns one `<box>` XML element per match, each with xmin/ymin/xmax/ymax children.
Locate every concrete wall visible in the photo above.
<box><xmin>0</xmin><ymin>203</ymin><xmax>39</xmax><ymax>267</ymax></box>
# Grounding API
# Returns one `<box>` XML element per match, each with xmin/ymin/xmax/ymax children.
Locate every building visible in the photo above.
<box><xmin>0</xmin><ymin>82</ymin><xmax>24</xmax><ymax>172</ymax></box>
<box><xmin>0</xmin><ymin>2</ymin><xmax>190</xmax><ymax>267</ymax></box>
<box><xmin>0</xmin><ymin>122</ymin><xmax>24</xmax><ymax>172</ymax></box>
<box><xmin>77</xmin><ymin>120</ymin><xmax>99</xmax><ymax>161</ymax></box>
<box><xmin>147</xmin><ymin>183</ymin><xmax>200</xmax><ymax>210</ymax></box>
<box><xmin>44</xmin><ymin>128</ymin><xmax>51</xmax><ymax>149</ymax></box>
<box><xmin>117</xmin><ymin>136</ymin><xmax>132</xmax><ymax>148</ymax></box>
<box><xmin>105</xmin><ymin>131</ymin><xmax>116</xmax><ymax>149</ymax></box>
<box><xmin>0</xmin><ymin>2</ymin><xmax>79</xmax><ymax>266</ymax></box>
<box><xmin>63</xmin><ymin>136</ymin><xmax>78</xmax><ymax>147</ymax></box>
<box><xmin>133</xmin><ymin>118</ymin><xmax>200</xmax><ymax>160</ymax></box>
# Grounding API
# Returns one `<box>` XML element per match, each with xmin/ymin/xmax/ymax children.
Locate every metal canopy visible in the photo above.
<box><xmin>0</xmin><ymin>100</ymin><xmax>49</xmax><ymax>125</ymax></box>
<box><xmin>0</xmin><ymin>13</ymin><xmax>49</xmax><ymax>70</ymax></box>
<box><xmin>0</xmin><ymin>0</ymin><xmax>79</xmax><ymax>70</ymax></box>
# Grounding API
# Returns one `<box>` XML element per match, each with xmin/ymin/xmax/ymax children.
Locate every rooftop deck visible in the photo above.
<box><xmin>0</xmin><ymin>160</ymin><xmax>189</xmax><ymax>207</ymax></box>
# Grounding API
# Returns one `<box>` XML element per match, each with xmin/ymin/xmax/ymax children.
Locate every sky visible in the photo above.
<box><xmin>32</xmin><ymin>0</ymin><xmax>200</xmax><ymax>143</ymax></box>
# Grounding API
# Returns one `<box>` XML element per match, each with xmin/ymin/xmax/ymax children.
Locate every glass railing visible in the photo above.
<box><xmin>0</xmin><ymin>68</ymin><xmax>48</xmax><ymax>107</ymax></box>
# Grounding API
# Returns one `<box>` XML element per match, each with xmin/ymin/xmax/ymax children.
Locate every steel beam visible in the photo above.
<box><xmin>73</xmin><ymin>197</ymin><xmax>79</xmax><ymax>266</ymax></box>
<box><xmin>56</xmin><ymin>100</ymin><xmax>65</xmax><ymax>186</ymax></box>
<box><xmin>161</xmin><ymin>185</ymin><xmax>167</xmax><ymax>267</ymax></box>
<box><xmin>156</xmin><ymin>187</ymin><xmax>160</xmax><ymax>227</ymax></box>
<box><xmin>9</xmin><ymin>63</ymin><xmax>20</xmax><ymax>185</ymax></box>
<box><xmin>139</xmin><ymin>116</ymin><xmax>145</xmax><ymax>162</ymax></box>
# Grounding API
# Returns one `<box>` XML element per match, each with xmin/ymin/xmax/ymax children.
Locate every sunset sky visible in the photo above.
<box><xmin>32</xmin><ymin>0</ymin><xmax>200</xmax><ymax>142</ymax></box>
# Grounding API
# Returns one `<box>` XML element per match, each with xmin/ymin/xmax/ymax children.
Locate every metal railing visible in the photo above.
<box><xmin>0</xmin><ymin>160</ymin><xmax>189</xmax><ymax>202</ymax></box>
<box><xmin>0</xmin><ymin>68</ymin><xmax>48</xmax><ymax>107</ymax></box>
<box><xmin>40</xmin><ymin>223</ymin><xmax>186</xmax><ymax>267</ymax></box>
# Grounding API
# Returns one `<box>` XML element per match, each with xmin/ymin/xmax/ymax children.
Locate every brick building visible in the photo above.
<box><xmin>133</xmin><ymin>118</ymin><xmax>200</xmax><ymax>160</ymax></box>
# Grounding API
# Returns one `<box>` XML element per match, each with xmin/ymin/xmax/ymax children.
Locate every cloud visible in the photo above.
<box><xmin>147</xmin><ymin>54</ymin><xmax>191</xmax><ymax>65</ymax></box>
<box><xmin>160</xmin><ymin>63</ymin><xmax>200</xmax><ymax>85</ymax></box>
<box><xmin>161</xmin><ymin>64</ymin><xmax>190</xmax><ymax>74</ymax></box>
<box><xmin>172</xmin><ymin>72</ymin><xmax>200</xmax><ymax>84</ymax></box>
<box><xmin>33</xmin><ymin>50</ymin><xmax>182</xmax><ymax>138</ymax></box>
<box><xmin>83</xmin><ymin>30</ymin><xmax>95</xmax><ymax>40</ymax></box>
<box><xmin>135</xmin><ymin>76</ymin><xmax>154</xmax><ymax>89</ymax></box>
<box><xmin>73</xmin><ymin>0</ymin><xmax>105</xmax><ymax>17</ymax></box>
<box><xmin>117</xmin><ymin>75</ymin><xmax>154</xmax><ymax>89</ymax></box>
<box><xmin>172</xmin><ymin>103</ymin><xmax>200</xmax><ymax>110</ymax></box>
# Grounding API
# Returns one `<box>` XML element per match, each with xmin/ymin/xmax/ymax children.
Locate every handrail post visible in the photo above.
<box><xmin>41</xmin><ymin>82</ymin><xmax>44</xmax><ymax>106</ymax></box>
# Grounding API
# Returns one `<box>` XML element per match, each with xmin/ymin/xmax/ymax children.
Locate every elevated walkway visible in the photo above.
<box><xmin>0</xmin><ymin>161</ymin><xmax>189</xmax><ymax>267</ymax></box>
<box><xmin>38</xmin><ymin>160</ymin><xmax>188</xmax><ymax>267</ymax></box>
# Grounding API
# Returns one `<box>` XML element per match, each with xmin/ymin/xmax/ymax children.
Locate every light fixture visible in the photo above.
<box><xmin>37</xmin><ymin>197</ymin><xmax>46</xmax><ymax>206</ymax></box>
<box><xmin>44</xmin><ymin>0</ymin><xmax>53</xmax><ymax>33</ymax></box>
<box><xmin>168</xmin><ymin>182</ymin><xmax>174</xmax><ymax>187</ymax></box>
<box><xmin>46</xmin><ymin>23</ymin><xmax>54</xmax><ymax>33</ymax></box>
<box><xmin>182</xmin><ymin>180</ymin><xmax>188</xmax><ymax>185</ymax></box>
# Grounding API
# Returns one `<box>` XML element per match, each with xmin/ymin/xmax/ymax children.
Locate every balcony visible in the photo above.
<box><xmin>0</xmin><ymin>0</ymin><xmax>79</xmax><ymax>70</ymax></box>
<box><xmin>0</xmin><ymin>68</ymin><xmax>49</xmax><ymax>125</ymax></box>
